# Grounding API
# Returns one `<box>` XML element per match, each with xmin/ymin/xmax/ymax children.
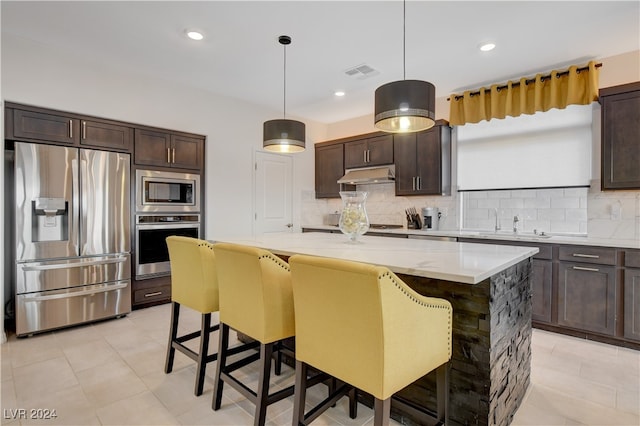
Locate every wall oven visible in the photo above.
<box><xmin>135</xmin><ymin>214</ymin><xmax>200</xmax><ymax>279</ymax></box>
<box><xmin>136</xmin><ymin>169</ymin><xmax>200</xmax><ymax>213</ymax></box>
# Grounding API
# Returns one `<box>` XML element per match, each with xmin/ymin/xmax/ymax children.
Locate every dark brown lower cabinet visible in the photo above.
<box><xmin>558</xmin><ymin>262</ymin><xmax>617</xmax><ymax>335</ymax></box>
<box><xmin>624</xmin><ymin>268</ymin><xmax>640</xmax><ymax>341</ymax></box>
<box><xmin>531</xmin><ymin>258</ymin><xmax>553</xmax><ymax>323</ymax></box>
<box><xmin>132</xmin><ymin>276</ymin><xmax>171</xmax><ymax>308</ymax></box>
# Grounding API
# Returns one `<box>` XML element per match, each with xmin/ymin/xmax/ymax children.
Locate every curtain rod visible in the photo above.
<box><xmin>448</xmin><ymin>63</ymin><xmax>602</xmax><ymax>101</ymax></box>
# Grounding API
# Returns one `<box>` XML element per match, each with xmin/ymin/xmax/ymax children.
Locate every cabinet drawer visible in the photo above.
<box><xmin>134</xmin><ymin>285</ymin><xmax>171</xmax><ymax>304</ymax></box>
<box><xmin>625</xmin><ymin>250</ymin><xmax>640</xmax><ymax>268</ymax></box>
<box><xmin>558</xmin><ymin>246</ymin><xmax>617</xmax><ymax>265</ymax></box>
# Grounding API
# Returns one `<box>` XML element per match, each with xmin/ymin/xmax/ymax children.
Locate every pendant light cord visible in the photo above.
<box><xmin>403</xmin><ymin>0</ymin><xmax>406</xmax><ymax>80</ymax></box>
<box><xmin>283</xmin><ymin>42</ymin><xmax>287</xmax><ymax>119</ymax></box>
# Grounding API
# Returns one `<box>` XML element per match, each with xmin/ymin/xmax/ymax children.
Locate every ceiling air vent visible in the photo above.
<box><xmin>344</xmin><ymin>63</ymin><xmax>380</xmax><ymax>80</ymax></box>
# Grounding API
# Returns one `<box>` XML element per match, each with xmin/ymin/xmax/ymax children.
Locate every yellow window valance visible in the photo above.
<box><xmin>448</xmin><ymin>61</ymin><xmax>600</xmax><ymax>126</ymax></box>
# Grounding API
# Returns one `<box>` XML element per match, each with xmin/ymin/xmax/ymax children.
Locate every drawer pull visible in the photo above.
<box><xmin>572</xmin><ymin>253</ymin><xmax>600</xmax><ymax>259</ymax></box>
<box><xmin>145</xmin><ymin>291</ymin><xmax>163</xmax><ymax>298</ymax></box>
<box><xmin>572</xmin><ymin>266</ymin><xmax>600</xmax><ymax>272</ymax></box>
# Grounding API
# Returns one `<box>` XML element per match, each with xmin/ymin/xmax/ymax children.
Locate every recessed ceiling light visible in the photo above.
<box><xmin>334</xmin><ymin>91</ymin><xmax>345</xmax><ymax>97</ymax></box>
<box><xmin>186</xmin><ymin>30</ymin><xmax>204</xmax><ymax>41</ymax></box>
<box><xmin>479</xmin><ymin>42</ymin><xmax>496</xmax><ymax>52</ymax></box>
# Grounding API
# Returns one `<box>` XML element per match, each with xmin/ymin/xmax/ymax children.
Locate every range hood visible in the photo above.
<box><xmin>337</xmin><ymin>165</ymin><xmax>395</xmax><ymax>185</ymax></box>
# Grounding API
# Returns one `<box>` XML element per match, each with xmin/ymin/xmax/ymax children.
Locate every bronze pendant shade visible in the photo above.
<box><xmin>374</xmin><ymin>80</ymin><xmax>436</xmax><ymax>133</ymax></box>
<box><xmin>263</xmin><ymin>35</ymin><xmax>306</xmax><ymax>153</ymax></box>
<box><xmin>263</xmin><ymin>119</ymin><xmax>305</xmax><ymax>153</ymax></box>
<box><xmin>374</xmin><ymin>0</ymin><xmax>436</xmax><ymax>133</ymax></box>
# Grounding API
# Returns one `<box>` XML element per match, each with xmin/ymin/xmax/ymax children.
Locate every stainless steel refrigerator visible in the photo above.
<box><xmin>10</xmin><ymin>142</ymin><xmax>131</xmax><ymax>336</ymax></box>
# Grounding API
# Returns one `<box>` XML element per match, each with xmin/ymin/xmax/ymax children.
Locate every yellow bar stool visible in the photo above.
<box><xmin>289</xmin><ymin>255</ymin><xmax>453</xmax><ymax>426</ymax></box>
<box><xmin>211</xmin><ymin>242</ymin><xmax>296</xmax><ymax>426</ymax></box>
<box><xmin>164</xmin><ymin>236</ymin><xmax>221</xmax><ymax>396</ymax></box>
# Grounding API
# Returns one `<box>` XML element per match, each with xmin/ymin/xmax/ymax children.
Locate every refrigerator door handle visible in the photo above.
<box><xmin>22</xmin><ymin>281</ymin><xmax>129</xmax><ymax>302</ymax></box>
<box><xmin>21</xmin><ymin>256</ymin><xmax>127</xmax><ymax>271</ymax></box>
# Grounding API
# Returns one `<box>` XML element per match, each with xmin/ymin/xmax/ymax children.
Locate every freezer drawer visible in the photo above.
<box><xmin>15</xmin><ymin>280</ymin><xmax>131</xmax><ymax>336</ymax></box>
<box><xmin>16</xmin><ymin>254</ymin><xmax>131</xmax><ymax>294</ymax></box>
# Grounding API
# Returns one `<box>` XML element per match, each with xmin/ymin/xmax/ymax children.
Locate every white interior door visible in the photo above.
<box><xmin>254</xmin><ymin>151</ymin><xmax>293</xmax><ymax>234</ymax></box>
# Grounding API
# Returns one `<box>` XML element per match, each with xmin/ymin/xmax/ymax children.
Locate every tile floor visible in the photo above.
<box><xmin>1</xmin><ymin>303</ymin><xmax>638</xmax><ymax>426</ymax></box>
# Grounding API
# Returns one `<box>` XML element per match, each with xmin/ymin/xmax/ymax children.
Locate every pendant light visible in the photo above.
<box><xmin>374</xmin><ymin>0</ymin><xmax>435</xmax><ymax>133</ymax></box>
<box><xmin>263</xmin><ymin>35</ymin><xmax>306</xmax><ymax>153</ymax></box>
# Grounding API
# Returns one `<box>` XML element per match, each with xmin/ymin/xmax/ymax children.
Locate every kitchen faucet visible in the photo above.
<box><xmin>513</xmin><ymin>215</ymin><xmax>520</xmax><ymax>233</ymax></box>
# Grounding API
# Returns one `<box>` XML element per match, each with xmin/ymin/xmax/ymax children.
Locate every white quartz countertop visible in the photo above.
<box><xmin>302</xmin><ymin>225</ymin><xmax>640</xmax><ymax>250</ymax></box>
<box><xmin>212</xmin><ymin>232</ymin><xmax>538</xmax><ymax>285</ymax></box>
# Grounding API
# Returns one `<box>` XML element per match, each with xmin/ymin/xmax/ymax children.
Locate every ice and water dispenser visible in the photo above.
<box><xmin>31</xmin><ymin>197</ymin><xmax>69</xmax><ymax>242</ymax></box>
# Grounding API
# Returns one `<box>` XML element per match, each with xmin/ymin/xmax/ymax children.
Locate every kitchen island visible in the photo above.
<box><xmin>212</xmin><ymin>232</ymin><xmax>538</xmax><ymax>426</ymax></box>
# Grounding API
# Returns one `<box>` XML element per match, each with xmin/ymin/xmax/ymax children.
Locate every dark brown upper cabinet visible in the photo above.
<box><xmin>315</xmin><ymin>143</ymin><xmax>344</xmax><ymax>199</ymax></box>
<box><xmin>134</xmin><ymin>128</ymin><xmax>204</xmax><ymax>171</ymax></box>
<box><xmin>6</xmin><ymin>103</ymin><xmax>133</xmax><ymax>152</ymax></box>
<box><xmin>394</xmin><ymin>122</ymin><xmax>451</xmax><ymax>196</ymax></box>
<box><xmin>80</xmin><ymin>119</ymin><xmax>133</xmax><ymax>151</ymax></box>
<box><xmin>601</xmin><ymin>82</ymin><xmax>640</xmax><ymax>190</ymax></box>
<box><xmin>10</xmin><ymin>108</ymin><xmax>79</xmax><ymax>145</ymax></box>
<box><xmin>344</xmin><ymin>134</ymin><xmax>393</xmax><ymax>169</ymax></box>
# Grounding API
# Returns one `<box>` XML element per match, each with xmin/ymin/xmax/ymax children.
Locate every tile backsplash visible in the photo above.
<box><xmin>461</xmin><ymin>188</ymin><xmax>589</xmax><ymax>235</ymax></box>
<box><xmin>301</xmin><ymin>182</ymin><xmax>458</xmax><ymax>230</ymax></box>
<box><xmin>302</xmin><ymin>181</ymin><xmax>640</xmax><ymax>241</ymax></box>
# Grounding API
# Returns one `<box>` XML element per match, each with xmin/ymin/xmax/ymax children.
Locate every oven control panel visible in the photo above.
<box><xmin>136</xmin><ymin>214</ymin><xmax>200</xmax><ymax>224</ymax></box>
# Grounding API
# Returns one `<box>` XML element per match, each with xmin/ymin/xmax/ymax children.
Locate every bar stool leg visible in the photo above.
<box><xmin>348</xmin><ymin>386</ymin><xmax>357</xmax><ymax>419</ymax></box>
<box><xmin>164</xmin><ymin>302</ymin><xmax>180</xmax><ymax>374</ymax></box>
<box><xmin>194</xmin><ymin>312</ymin><xmax>212</xmax><ymax>396</ymax></box>
<box><xmin>373</xmin><ymin>398</ymin><xmax>391</xmax><ymax>426</ymax></box>
<box><xmin>212</xmin><ymin>323</ymin><xmax>230</xmax><ymax>410</ymax></box>
<box><xmin>254</xmin><ymin>343</ymin><xmax>274</xmax><ymax>426</ymax></box>
<box><xmin>436</xmin><ymin>362</ymin><xmax>449</xmax><ymax>424</ymax></box>
<box><xmin>292</xmin><ymin>360</ymin><xmax>308</xmax><ymax>426</ymax></box>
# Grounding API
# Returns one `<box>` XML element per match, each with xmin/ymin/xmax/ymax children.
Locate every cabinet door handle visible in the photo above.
<box><xmin>572</xmin><ymin>266</ymin><xmax>600</xmax><ymax>272</ymax></box>
<box><xmin>412</xmin><ymin>176</ymin><xmax>416</xmax><ymax>190</ymax></box>
<box><xmin>363</xmin><ymin>151</ymin><xmax>367</xmax><ymax>163</ymax></box>
<box><xmin>167</xmin><ymin>148</ymin><xmax>171</xmax><ymax>163</ymax></box>
<box><xmin>172</xmin><ymin>148</ymin><xmax>176</xmax><ymax>163</ymax></box>
<box><xmin>144</xmin><ymin>291</ymin><xmax>163</xmax><ymax>298</ymax></box>
<box><xmin>82</xmin><ymin>121</ymin><xmax>86</xmax><ymax>139</ymax></box>
<box><xmin>367</xmin><ymin>149</ymin><xmax>370</xmax><ymax>163</ymax></box>
<box><xmin>69</xmin><ymin>120</ymin><xmax>73</xmax><ymax>138</ymax></box>
<box><xmin>417</xmin><ymin>176</ymin><xmax>422</xmax><ymax>190</ymax></box>
<box><xmin>572</xmin><ymin>253</ymin><xmax>600</xmax><ymax>259</ymax></box>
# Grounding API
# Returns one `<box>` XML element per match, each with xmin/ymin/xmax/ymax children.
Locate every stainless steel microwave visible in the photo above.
<box><xmin>135</xmin><ymin>170</ymin><xmax>200</xmax><ymax>213</ymax></box>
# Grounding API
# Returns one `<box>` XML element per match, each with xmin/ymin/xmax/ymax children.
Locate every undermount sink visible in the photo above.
<box><xmin>476</xmin><ymin>231</ymin><xmax>552</xmax><ymax>239</ymax></box>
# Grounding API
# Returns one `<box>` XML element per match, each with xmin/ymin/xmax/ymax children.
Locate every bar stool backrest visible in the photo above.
<box><xmin>166</xmin><ymin>236</ymin><xmax>219</xmax><ymax>314</ymax></box>
<box><xmin>213</xmin><ymin>242</ymin><xmax>294</xmax><ymax>344</ymax></box>
<box><xmin>289</xmin><ymin>254</ymin><xmax>452</xmax><ymax>401</ymax></box>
